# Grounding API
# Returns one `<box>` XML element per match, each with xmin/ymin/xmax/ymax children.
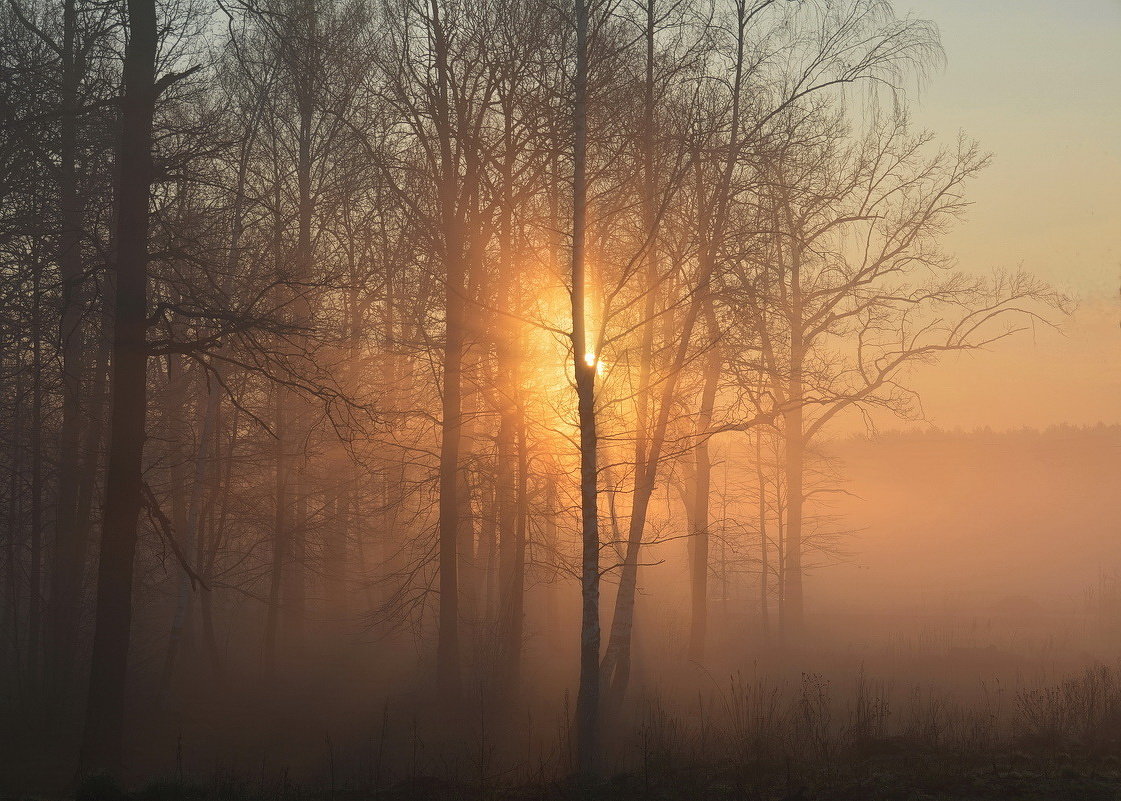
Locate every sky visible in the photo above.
<box><xmin>879</xmin><ymin>0</ymin><xmax>1121</xmax><ymax>430</ymax></box>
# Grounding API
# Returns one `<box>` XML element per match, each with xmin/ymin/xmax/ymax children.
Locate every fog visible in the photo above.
<box><xmin>1</xmin><ymin>0</ymin><xmax>1119</xmax><ymax>797</ymax></box>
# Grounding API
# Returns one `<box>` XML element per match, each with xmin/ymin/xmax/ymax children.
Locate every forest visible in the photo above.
<box><xmin>1</xmin><ymin>0</ymin><xmax>1117</xmax><ymax>797</ymax></box>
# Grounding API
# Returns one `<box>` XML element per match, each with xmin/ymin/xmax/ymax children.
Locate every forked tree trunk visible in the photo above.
<box><xmin>600</xmin><ymin>0</ymin><xmax>747</xmax><ymax>701</ymax></box>
<box><xmin>603</xmin><ymin>0</ymin><xmax>660</xmax><ymax>689</ymax></box>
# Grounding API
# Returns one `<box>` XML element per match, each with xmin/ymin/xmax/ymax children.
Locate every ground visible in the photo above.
<box><xmin>23</xmin><ymin>753</ymin><xmax>1118</xmax><ymax>801</ymax></box>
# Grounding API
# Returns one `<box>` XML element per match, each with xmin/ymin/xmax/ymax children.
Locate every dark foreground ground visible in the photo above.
<box><xmin>10</xmin><ymin>754</ymin><xmax>1117</xmax><ymax>801</ymax></box>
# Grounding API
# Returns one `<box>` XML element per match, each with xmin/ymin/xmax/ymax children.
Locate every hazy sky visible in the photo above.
<box><xmin>871</xmin><ymin>0</ymin><xmax>1121</xmax><ymax>430</ymax></box>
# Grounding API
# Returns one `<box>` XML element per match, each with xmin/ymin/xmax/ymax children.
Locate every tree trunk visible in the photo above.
<box><xmin>28</xmin><ymin>264</ymin><xmax>44</xmax><ymax>695</ymax></box>
<box><xmin>455</xmin><ymin>456</ymin><xmax>476</xmax><ymax>624</ymax></box>
<box><xmin>572</xmin><ymin>0</ymin><xmax>600</xmax><ymax>775</ymax></box>
<box><xmin>495</xmin><ymin>400</ymin><xmax>517</xmax><ymax>641</ymax></box>
<box><xmin>430</xmin><ymin>0</ymin><xmax>463</xmax><ymax>707</ymax></box>
<box><xmin>80</xmin><ymin>0</ymin><xmax>156</xmax><ymax>774</ymax></box>
<box><xmin>782</xmin><ymin>399</ymin><xmax>803</xmax><ymax>631</ymax></box>
<box><xmin>287</xmin><ymin>53</ymin><xmax>315</xmax><ymax>655</ymax></box>
<box><xmin>5</xmin><ymin>373</ymin><xmax>23</xmax><ymax>690</ymax></box>
<box><xmin>783</xmin><ymin>220</ymin><xmax>805</xmax><ymax>630</ymax></box>
<box><xmin>499</xmin><ymin>401</ymin><xmax>528</xmax><ymax>691</ymax></box>
<box><xmin>160</xmin><ymin>377</ymin><xmax>218</xmax><ymax>699</ymax></box>
<box><xmin>325</xmin><ymin>482</ymin><xmax>348</xmax><ymax>625</ymax></box>
<box><xmin>600</xmin><ymin>0</ymin><xmax>746</xmax><ymax>700</ymax></box>
<box><xmin>48</xmin><ymin>0</ymin><xmax>91</xmax><ymax>697</ymax></box>
<box><xmin>437</xmin><ymin>251</ymin><xmax>465</xmax><ymax>706</ymax></box>
<box><xmin>288</xmin><ymin>469</ymin><xmax>307</xmax><ymax>650</ymax></box>
<box><xmin>775</xmin><ymin>471</ymin><xmax>786</xmax><ymax>635</ymax></box>
<box><xmin>755</xmin><ymin>429</ymin><xmax>769</xmax><ymax>636</ymax></box>
<box><xmin>688</xmin><ymin>324</ymin><xmax>720</xmax><ymax>662</ymax></box>
<box><xmin>203</xmin><ymin>390</ymin><xmax>239</xmax><ymax>679</ymax></box>
<box><xmin>494</xmin><ymin>119</ymin><xmax>525</xmax><ymax>684</ymax></box>
<box><xmin>264</xmin><ymin>386</ymin><xmax>287</xmax><ymax>677</ymax></box>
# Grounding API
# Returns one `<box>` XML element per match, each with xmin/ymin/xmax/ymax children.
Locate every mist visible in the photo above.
<box><xmin>1</xmin><ymin>0</ymin><xmax>1119</xmax><ymax>798</ymax></box>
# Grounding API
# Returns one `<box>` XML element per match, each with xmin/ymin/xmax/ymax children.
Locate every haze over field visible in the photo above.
<box><xmin>891</xmin><ymin>0</ymin><xmax>1121</xmax><ymax>433</ymax></box>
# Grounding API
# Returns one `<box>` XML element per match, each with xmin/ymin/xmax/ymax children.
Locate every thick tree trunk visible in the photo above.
<box><xmin>80</xmin><ymin>0</ymin><xmax>156</xmax><ymax>774</ymax></box>
<box><xmin>572</xmin><ymin>0</ymin><xmax>600</xmax><ymax>775</ymax></box>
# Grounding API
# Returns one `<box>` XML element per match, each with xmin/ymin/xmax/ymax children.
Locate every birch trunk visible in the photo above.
<box><xmin>572</xmin><ymin>0</ymin><xmax>600</xmax><ymax>774</ymax></box>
